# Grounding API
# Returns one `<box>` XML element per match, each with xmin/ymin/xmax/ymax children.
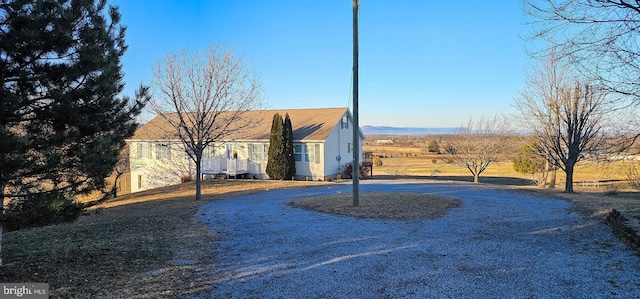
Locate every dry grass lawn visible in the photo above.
<box><xmin>1</xmin><ymin>179</ymin><xmax>327</xmax><ymax>298</ymax></box>
<box><xmin>289</xmin><ymin>192</ymin><xmax>462</xmax><ymax>220</ymax></box>
<box><xmin>513</xmin><ymin>186</ymin><xmax>640</xmax><ymax>219</ymax></box>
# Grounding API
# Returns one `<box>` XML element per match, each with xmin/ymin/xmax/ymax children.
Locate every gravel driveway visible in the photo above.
<box><xmin>198</xmin><ymin>182</ymin><xmax>640</xmax><ymax>298</ymax></box>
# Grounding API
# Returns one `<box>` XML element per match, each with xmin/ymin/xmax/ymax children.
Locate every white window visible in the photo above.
<box><xmin>137</xmin><ymin>142</ymin><xmax>152</xmax><ymax>159</ymax></box>
<box><xmin>156</xmin><ymin>143</ymin><xmax>171</xmax><ymax>160</ymax></box>
<box><xmin>313</xmin><ymin>144</ymin><xmax>320</xmax><ymax>163</ymax></box>
<box><xmin>294</xmin><ymin>144</ymin><xmax>320</xmax><ymax>163</ymax></box>
<box><xmin>250</xmin><ymin>144</ymin><xmax>269</xmax><ymax>161</ymax></box>
<box><xmin>304</xmin><ymin>145</ymin><xmax>314</xmax><ymax>163</ymax></box>
<box><xmin>341</xmin><ymin>116</ymin><xmax>349</xmax><ymax>129</ymax></box>
<box><xmin>294</xmin><ymin>144</ymin><xmax>303</xmax><ymax>162</ymax></box>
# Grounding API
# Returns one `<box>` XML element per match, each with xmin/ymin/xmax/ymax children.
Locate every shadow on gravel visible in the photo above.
<box><xmin>370</xmin><ymin>175</ymin><xmax>537</xmax><ymax>186</ymax></box>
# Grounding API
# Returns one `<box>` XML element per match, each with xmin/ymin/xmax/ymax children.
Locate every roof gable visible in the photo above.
<box><xmin>131</xmin><ymin>107</ymin><xmax>351</xmax><ymax>142</ymax></box>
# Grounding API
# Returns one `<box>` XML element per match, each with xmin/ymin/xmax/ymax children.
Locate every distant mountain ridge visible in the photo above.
<box><xmin>361</xmin><ymin>125</ymin><xmax>456</xmax><ymax>135</ymax></box>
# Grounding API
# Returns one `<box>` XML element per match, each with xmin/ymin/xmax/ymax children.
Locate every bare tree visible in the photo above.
<box><xmin>515</xmin><ymin>53</ymin><xmax>611</xmax><ymax>193</ymax></box>
<box><xmin>110</xmin><ymin>148</ymin><xmax>130</xmax><ymax>198</ymax></box>
<box><xmin>523</xmin><ymin>0</ymin><xmax>640</xmax><ymax>104</ymax></box>
<box><xmin>150</xmin><ymin>45</ymin><xmax>264</xmax><ymax>200</ymax></box>
<box><xmin>445</xmin><ymin>115</ymin><xmax>511</xmax><ymax>183</ymax></box>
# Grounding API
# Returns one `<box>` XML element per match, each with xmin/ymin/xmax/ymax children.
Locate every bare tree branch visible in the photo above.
<box><xmin>445</xmin><ymin>115</ymin><xmax>512</xmax><ymax>183</ymax></box>
<box><xmin>150</xmin><ymin>45</ymin><xmax>264</xmax><ymax>200</ymax></box>
<box><xmin>523</xmin><ymin>0</ymin><xmax>640</xmax><ymax>105</ymax></box>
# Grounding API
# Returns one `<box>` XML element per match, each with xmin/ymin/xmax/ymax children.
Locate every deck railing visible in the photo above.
<box><xmin>201</xmin><ymin>157</ymin><xmax>248</xmax><ymax>175</ymax></box>
<box><xmin>201</xmin><ymin>157</ymin><xmax>225</xmax><ymax>174</ymax></box>
<box><xmin>227</xmin><ymin>158</ymin><xmax>248</xmax><ymax>175</ymax></box>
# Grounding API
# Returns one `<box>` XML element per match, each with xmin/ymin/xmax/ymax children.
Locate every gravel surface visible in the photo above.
<box><xmin>197</xmin><ymin>181</ymin><xmax>640</xmax><ymax>298</ymax></box>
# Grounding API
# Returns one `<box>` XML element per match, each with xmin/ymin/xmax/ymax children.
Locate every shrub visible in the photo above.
<box><xmin>427</xmin><ymin>140</ymin><xmax>440</xmax><ymax>153</ymax></box>
<box><xmin>374</xmin><ymin>156</ymin><xmax>383</xmax><ymax>166</ymax></box>
<box><xmin>604</xmin><ymin>183</ymin><xmax>620</xmax><ymax>196</ymax></box>
<box><xmin>432</xmin><ymin>159</ymin><xmax>438</xmax><ymax>164</ymax></box>
<box><xmin>340</xmin><ymin>162</ymin><xmax>367</xmax><ymax>179</ymax></box>
<box><xmin>341</xmin><ymin>162</ymin><xmax>354</xmax><ymax>179</ymax></box>
<box><xmin>181</xmin><ymin>174</ymin><xmax>193</xmax><ymax>183</ymax></box>
<box><xmin>2</xmin><ymin>193</ymin><xmax>84</xmax><ymax>231</ymax></box>
<box><xmin>625</xmin><ymin>163</ymin><xmax>640</xmax><ymax>190</ymax></box>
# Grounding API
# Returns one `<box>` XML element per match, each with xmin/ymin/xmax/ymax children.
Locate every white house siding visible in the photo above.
<box><xmin>247</xmin><ymin>142</ymin><xmax>269</xmax><ymax>179</ymax></box>
<box><xmin>129</xmin><ymin>141</ymin><xmax>192</xmax><ymax>193</ymax></box>
<box><xmin>291</xmin><ymin>142</ymin><xmax>322</xmax><ymax>181</ymax></box>
<box><xmin>324</xmin><ymin>113</ymin><xmax>361</xmax><ymax>178</ymax></box>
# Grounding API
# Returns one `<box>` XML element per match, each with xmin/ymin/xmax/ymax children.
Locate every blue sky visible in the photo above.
<box><xmin>111</xmin><ymin>0</ymin><xmax>534</xmax><ymax>127</ymax></box>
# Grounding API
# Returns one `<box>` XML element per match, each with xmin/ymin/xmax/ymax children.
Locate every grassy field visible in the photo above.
<box><xmin>365</xmin><ymin>145</ymin><xmax>635</xmax><ymax>188</ymax></box>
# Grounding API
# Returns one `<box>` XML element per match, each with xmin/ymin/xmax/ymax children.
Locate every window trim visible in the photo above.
<box><xmin>250</xmin><ymin>143</ymin><xmax>269</xmax><ymax>162</ymax></box>
<box><xmin>294</xmin><ymin>143</ymin><xmax>321</xmax><ymax>164</ymax></box>
<box><xmin>155</xmin><ymin>143</ymin><xmax>171</xmax><ymax>160</ymax></box>
<box><xmin>294</xmin><ymin>144</ymin><xmax>303</xmax><ymax>162</ymax></box>
<box><xmin>137</xmin><ymin>142</ymin><xmax>152</xmax><ymax>159</ymax></box>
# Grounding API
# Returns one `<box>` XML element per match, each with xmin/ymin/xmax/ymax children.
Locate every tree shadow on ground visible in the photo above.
<box><xmin>370</xmin><ymin>175</ymin><xmax>537</xmax><ymax>186</ymax></box>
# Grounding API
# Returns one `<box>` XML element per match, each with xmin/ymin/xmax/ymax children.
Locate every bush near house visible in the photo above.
<box><xmin>340</xmin><ymin>162</ymin><xmax>368</xmax><ymax>179</ymax></box>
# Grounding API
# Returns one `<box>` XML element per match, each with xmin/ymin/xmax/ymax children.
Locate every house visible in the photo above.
<box><xmin>127</xmin><ymin>107</ymin><xmax>365</xmax><ymax>193</ymax></box>
<box><xmin>374</xmin><ymin>139</ymin><xmax>397</xmax><ymax>144</ymax></box>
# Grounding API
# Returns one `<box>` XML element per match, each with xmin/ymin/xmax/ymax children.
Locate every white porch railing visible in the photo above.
<box><xmin>201</xmin><ymin>157</ymin><xmax>225</xmax><ymax>174</ymax></box>
<box><xmin>227</xmin><ymin>158</ymin><xmax>249</xmax><ymax>175</ymax></box>
<box><xmin>201</xmin><ymin>157</ymin><xmax>248</xmax><ymax>175</ymax></box>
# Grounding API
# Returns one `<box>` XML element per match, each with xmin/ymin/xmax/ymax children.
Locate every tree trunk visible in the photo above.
<box><xmin>0</xmin><ymin>181</ymin><xmax>5</xmax><ymax>213</ymax></box>
<box><xmin>111</xmin><ymin>172</ymin><xmax>123</xmax><ymax>198</ymax></box>
<box><xmin>539</xmin><ymin>160</ymin><xmax>549</xmax><ymax>187</ymax></box>
<box><xmin>564</xmin><ymin>164</ymin><xmax>574</xmax><ymax>193</ymax></box>
<box><xmin>473</xmin><ymin>172</ymin><xmax>479</xmax><ymax>183</ymax></box>
<box><xmin>548</xmin><ymin>168</ymin><xmax>556</xmax><ymax>189</ymax></box>
<box><xmin>195</xmin><ymin>155</ymin><xmax>202</xmax><ymax>201</ymax></box>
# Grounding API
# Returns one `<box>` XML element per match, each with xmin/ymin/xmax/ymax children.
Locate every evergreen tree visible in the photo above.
<box><xmin>283</xmin><ymin>113</ymin><xmax>296</xmax><ymax>179</ymax></box>
<box><xmin>0</xmin><ymin>0</ymin><xmax>148</xmax><ymax>228</ymax></box>
<box><xmin>427</xmin><ymin>140</ymin><xmax>440</xmax><ymax>153</ymax></box>
<box><xmin>266</xmin><ymin>113</ymin><xmax>286</xmax><ymax>179</ymax></box>
<box><xmin>512</xmin><ymin>144</ymin><xmax>541</xmax><ymax>179</ymax></box>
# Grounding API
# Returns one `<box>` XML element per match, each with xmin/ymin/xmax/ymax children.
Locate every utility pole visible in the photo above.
<box><xmin>352</xmin><ymin>0</ymin><xmax>360</xmax><ymax>207</ymax></box>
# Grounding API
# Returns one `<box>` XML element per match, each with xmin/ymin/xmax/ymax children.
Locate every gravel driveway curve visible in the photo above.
<box><xmin>197</xmin><ymin>182</ymin><xmax>640</xmax><ymax>298</ymax></box>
